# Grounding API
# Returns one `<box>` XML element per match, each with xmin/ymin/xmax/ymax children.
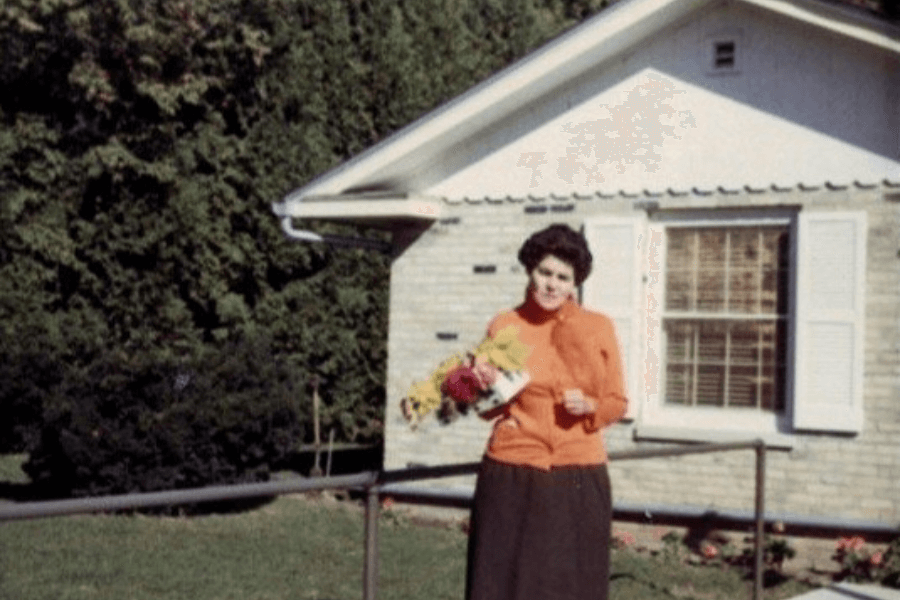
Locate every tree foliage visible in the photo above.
<box><xmin>24</xmin><ymin>335</ymin><xmax>307</xmax><ymax>499</ymax></box>
<box><xmin>0</xmin><ymin>0</ymin><xmax>616</xmax><ymax>482</ymax></box>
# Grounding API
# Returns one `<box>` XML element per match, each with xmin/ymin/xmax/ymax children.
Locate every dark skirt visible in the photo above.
<box><xmin>465</xmin><ymin>457</ymin><xmax>612</xmax><ymax>600</ymax></box>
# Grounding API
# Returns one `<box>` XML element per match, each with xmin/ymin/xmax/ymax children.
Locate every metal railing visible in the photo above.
<box><xmin>0</xmin><ymin>440</ymin><xmax>767</xmax><ymax>600</ymax></box>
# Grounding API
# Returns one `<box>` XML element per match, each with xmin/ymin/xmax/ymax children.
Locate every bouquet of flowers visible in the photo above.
<box><xmin>400</xmin><ymin>326</ymin><xmax>531</xmax><ymax>427</ymax></box>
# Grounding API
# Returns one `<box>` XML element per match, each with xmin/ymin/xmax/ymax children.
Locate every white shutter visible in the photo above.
<box><xmin>582</xmin><ymin>216</ymin><xmax>646</xmax><ymax>419</ymax></box>
<box><xmin>793</xmin><ymin>211</ymin><xmax>867</xmax><ymax>433</ymax></box>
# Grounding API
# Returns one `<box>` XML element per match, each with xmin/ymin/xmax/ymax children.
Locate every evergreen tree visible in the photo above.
<box><xmin>1</xmin><ymin>0</ymin><xmax>615</xmax><ymax>486</ymax></box>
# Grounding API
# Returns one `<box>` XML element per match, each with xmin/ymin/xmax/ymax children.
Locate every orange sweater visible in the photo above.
<box><xmin>483</xmin><ymin>298</ymin><xmax>628</xmax><ymax>470</ymax></box>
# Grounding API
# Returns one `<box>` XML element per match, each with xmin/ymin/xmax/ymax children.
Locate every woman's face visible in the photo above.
<box><xmin>528</xmin><ymin>254</ymin><xmax>576</xmax><ymax>312</ymax></box>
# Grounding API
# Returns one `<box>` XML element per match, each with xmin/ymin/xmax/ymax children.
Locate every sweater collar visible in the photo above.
<box><xmin>520</xmin><ymin>295</ymin><xmax>580</xmax><ymax>324</ymax></box>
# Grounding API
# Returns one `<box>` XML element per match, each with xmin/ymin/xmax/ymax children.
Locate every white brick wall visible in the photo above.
<box><xmin>383</xmin><ymin>187</ymin><xmax>900</xmax><ymax>525</ymax></box>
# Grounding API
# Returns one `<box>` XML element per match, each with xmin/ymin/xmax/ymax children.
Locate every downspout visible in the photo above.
<box><xmin>279</xmin><ymin>216</ymin><xmax>392</xmax><ymax>253</ymax></box>
<box><xmin>279</xmin><ymin>216</ymin><xmax>327</xmax><ymax>244</ymax></box>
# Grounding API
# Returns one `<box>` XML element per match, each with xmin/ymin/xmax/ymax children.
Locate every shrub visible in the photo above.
<box><xmin>881</xmin><ymin>537</ymin><xmax>900</xmax><ymax>588</ymax></box>
<box><xmin>24</xmin><ymin>335</ymin><xmax>306</xmax><ymax>502</ymax></box>
<box><xmin>0</xmin><ymin>347</ymin><xmax>60</xmax><ymax>453</ymax></box>
<box><xmin>833</xmin><ymin>535</ymin><xmax>900</xmax><ymax>587</ymax></box>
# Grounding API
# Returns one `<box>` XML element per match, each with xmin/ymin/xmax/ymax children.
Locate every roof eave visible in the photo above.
<box><xmin>275</xmin><ymin>0</ymin><xmax>713</xmax><ymax>210</ymax></box>
<box><xmin>273</xmin><ymin>0</ymin><xmax>900</xmax><ymax>220</ymax></box>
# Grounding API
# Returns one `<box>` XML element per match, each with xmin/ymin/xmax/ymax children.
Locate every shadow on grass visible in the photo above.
<box><xmin>0</xmin><ymin>480</ymin><xmax>43</xmax><ymax>502</ymax></box>
<box><xmin>0</xmin><ymin>476</ymin><xmax>283</xmax><ymax>517</ymax></box>
<box><xmin>0</xmin><ymin>444</ymin><xmax>383</xmax><ymax>518</ymax></box>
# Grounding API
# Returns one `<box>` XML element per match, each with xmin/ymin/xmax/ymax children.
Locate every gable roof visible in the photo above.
<box><xmin>273</xmin><ymin>0</ymin><xmax>900</xmax><ymax>224</ymax></box>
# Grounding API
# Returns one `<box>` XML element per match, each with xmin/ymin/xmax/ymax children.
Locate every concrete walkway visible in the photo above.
<box><xmin>792</xmin><ymin>583</ymin><xmax>900</xmax><ymax>600</ymax></box>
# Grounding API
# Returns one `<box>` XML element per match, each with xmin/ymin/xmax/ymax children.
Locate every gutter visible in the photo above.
<box><xmin>273</xmin><ymin>192</ymin><xmax>441</xmax><ymax>252</ymax></box>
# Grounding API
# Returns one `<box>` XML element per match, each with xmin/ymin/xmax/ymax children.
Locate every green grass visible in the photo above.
<box><xmin>0</xmin><ymin>453</ymin><xmax>29</xmax><ymax>484</ymax></box>
<box><xmin>0</xmin><ymin>496</ymin><xmax>468</xmax><ymax>600</ymax></box>
<box><xmin>0</xmin><ymin>455</ymin><xmax>815</xmax><ymax>600</ymax></box>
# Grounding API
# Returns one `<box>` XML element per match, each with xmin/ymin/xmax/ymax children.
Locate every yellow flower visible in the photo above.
<box><xmin>492</xmin><ymin>325</ymin><xmax>519</xmax><ymax>348</ymax></box>
<box><xmin>431</xmin><ymin>354</ymin><xmax>463</xmax><ymax>384</ymax></box>
<box><xmin>473</xmin><ymin>326</ymin><xmax>530</xmax><ymax>371</ymax></box>
<box><xmin>485</xmin><ymin>346</ymin><xmax>516</xmax><ymax>371</ymax></box>
<box><xmin>407</xmin><ymin>380</ymin><xmax>442</xmax><ymax>415</ymax></box>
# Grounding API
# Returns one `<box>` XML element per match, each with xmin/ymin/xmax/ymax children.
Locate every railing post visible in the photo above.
<box><xmin>753</xmin><ymin>440</ymin><xmax>766</xmax><ymax>600</ymax></box>
<box><xmin>363</xmin><ymin>483</ymin><xmax>380</xmax><ymax>600</ymax></box>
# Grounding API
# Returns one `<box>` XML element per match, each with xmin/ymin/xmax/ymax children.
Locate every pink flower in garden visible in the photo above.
<box><xmin>702</xmin><ymin>544</ymin><xmax>719</xmax><ymax>559</ymax></box>
<box><xmin>870</xmin><ymin>551</ymin><xmax>884</xmax><ymax>567</ymax></box>
<box><xmin>613</xmin><ymin>531</ymin><xmax>636</xmax><ymax>547</ymax></box>
<box><xmin>836</xmin><ymin>536</ymin><xmax>866</xmax><ymax>553</ymax></box>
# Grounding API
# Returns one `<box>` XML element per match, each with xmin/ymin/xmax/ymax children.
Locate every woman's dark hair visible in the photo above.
<box><xmin>517</xmin><ymin>224</ymin><xmax>593</xmax><ymax>285</ymax></box>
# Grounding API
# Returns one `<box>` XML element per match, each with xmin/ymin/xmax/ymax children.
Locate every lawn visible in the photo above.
<box><xmin>0</xmin><ymin>455</ymin><xmax>815</xmax><ymax>600</ymax></box>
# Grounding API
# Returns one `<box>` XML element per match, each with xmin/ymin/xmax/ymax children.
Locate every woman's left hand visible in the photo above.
<box><xmin>562</xmin><ymin>389</ymin><xmax>596</xmax><ymax>416</ymax></box>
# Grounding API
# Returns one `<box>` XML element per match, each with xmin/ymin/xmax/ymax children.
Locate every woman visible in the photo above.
<box><xmin>461</xmin><ymin>223</ymin><xmax>628</xmax><ymax>600</ymax></box>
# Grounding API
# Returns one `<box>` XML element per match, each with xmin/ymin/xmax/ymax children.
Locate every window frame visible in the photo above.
<box><xmin>583</xmin><ymin>207</ymin><xmax>865</xmax><ymax>446</ymax></box>
<box><xmin>639</xmin><ymin>208</ymin><xmax>798</xmax><ymax>441</ymax></box>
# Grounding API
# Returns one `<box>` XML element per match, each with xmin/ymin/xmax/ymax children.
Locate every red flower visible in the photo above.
<box><xmin>870</xmin><ymin>551</ymin><xmax>884</xmax><ymax>567</ymax></box>
<box><xmin>441</xmin><ymin>366</ymin><xmax>482</xmax><ymax>404</ymax></box>
<box><xmin>702</xmin><ymin>544</ymin><xmax>719</xmax><ymax>559</ymax></box>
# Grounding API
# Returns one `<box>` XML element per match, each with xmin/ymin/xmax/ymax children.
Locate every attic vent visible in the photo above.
<box><xmin>714</xmin><ymin>41</ymin><xmax>736</xmax><ymax>69</ymax></box>
<box><xmin>706</xmin><ymin>30</ymin><xmax>743</xmax><ymax>75</ymax></box>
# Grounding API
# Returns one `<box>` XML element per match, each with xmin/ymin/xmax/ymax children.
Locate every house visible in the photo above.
<box><xmin>273</xmin><ymin>0</ymin><xmax>900</xmax><ymax>530</ymax></box>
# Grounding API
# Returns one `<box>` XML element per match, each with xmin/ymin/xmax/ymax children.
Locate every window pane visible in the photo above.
<box><xmin>666</xmin><ymin>230</ymin><xmax>695</xmax><ymax>311</ymax></box>
<box><xmin>697</xmin><ymin>321</ymin><xmax>727</xmax><ymax>362</ymax></box>
<box><xmin>728</xmin><ymin>366</ymin><xmax>759</xmax><ymax>408</ymax></box>
<box><xmin>666</xmin><ymin>269</ymin><xmax>692</xmax><ymax>311</ymax></box>
<box><xmin>760</xmin><ymin>269</ymin><xmax>779</xmax><ymax>314</ymax></box>
<box><xmin>697</xmin><ymin>270</ymin><xmax>726</xmax><ymax>312</ymax></box>
<box><xmin>666</xmin><ymin>322</ymin><xmax>693</xmax><ymax>362</ymax></box>
<box><xmin>665</xmin><ymin>225</ymin><xmax>789</xmax><ymax>316</ymax></box>
<box><xmin>698</xmin><ymin>229</ymin><xmax>726</xmax><ymax>268</ymax></box>
<box><xmin>696</xmin><ymin>365</ymin><xmax>725</xmax><ymax>406</ymax></box>
<box><xmin>665</xmin><ymin>364</ymin><xmax>691</xmax><ymax>405</ymax></box>
<box><xmin>663</xmin><ymin>318</ymin><xmax>786</xmax><ymax>410</ymax></box>
<box><xmin>730</xmin><ymin>325</ymin><xmax>759</xmax><ymax>365</ymax></box>
<box><xmin>730</xmin><ymin>229</ymin><xmax>760</xmax><ymax>268</ymax></box>
<box><xmin>697</xmin><ymin>230</ymin><xmax>727</xmax><ymax>312</ymax></box>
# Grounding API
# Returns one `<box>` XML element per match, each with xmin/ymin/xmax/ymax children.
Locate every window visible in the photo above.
<box><xmin>583</xmin><ymin>209</ymin><xmax>867</xmax><ymax>444</ymax></box>
<box><xmin>642</xmin><ymin>213</ymin><xmax>795</xmax><ymax>436</ymax></box>
<box><xmin>662</xmin><ymin>226</ymin><xmax>789</xmax><ymax>412</ymax></box>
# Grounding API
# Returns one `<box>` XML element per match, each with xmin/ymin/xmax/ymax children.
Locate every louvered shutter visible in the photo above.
<box><xmin>793</xmin><ymin>211</ymin><xmax>867</xmax><ymax>433</ymax></box>
<box><xmin>582</xmin><ymin>216</ymin><xmax>646</xmax><ymax>419</ymax></box>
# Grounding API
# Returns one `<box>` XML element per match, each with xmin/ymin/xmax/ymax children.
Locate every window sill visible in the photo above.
<box><xmin>633</xmin><ymin>424</ymin><xmax>796</xmax><ymax>450</ymax></box>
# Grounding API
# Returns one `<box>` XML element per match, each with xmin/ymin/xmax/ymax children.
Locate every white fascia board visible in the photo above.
<box><xmin>280</xmin><ymin>0</ymin><xmax>712</xmax><ymax>202</ymax></box>
<box><xmin>743</xmin><ymin>0</ymin><xmax>900</xmax><ymax>54</ymax></box>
